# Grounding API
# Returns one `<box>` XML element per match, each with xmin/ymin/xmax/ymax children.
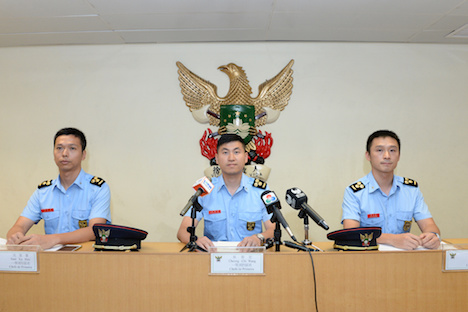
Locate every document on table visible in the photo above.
<box><xmin>379</xmin><ymin>242</ymin><xmax>447</xmax><ymax>251</ymax></box>
<box><xmin>0</xmin><ymin>239</ymin><xmax>80</xmax><ymax>251</ymax></box>
<box><xmin>212</xmin><ymin>241</ymin><xmax>241</xmax><ymax>252</ymax></box>
<box><xmin>213</xmin><ymin>241</ymin><xmax>240</xmax><ymax>248</ymax></box>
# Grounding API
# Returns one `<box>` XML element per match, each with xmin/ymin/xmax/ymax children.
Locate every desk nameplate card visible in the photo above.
<box><xmin>209</xmin><ymin>245</ymin><xmax>265</xmax><ymax>275</ymax></box>
<box><xmin>443</xmin><ymin>244</ymin><xmax>468</xmax><ymax>272</ymax></box>
<box><xmin>0</xmin><ymin>245</ymin><xmax>40</xmax><ymax>273</ymax></box>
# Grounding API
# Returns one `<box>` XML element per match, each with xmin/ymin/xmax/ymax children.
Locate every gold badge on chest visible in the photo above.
<box><xmin>246</xmin><ymin>222</ymin><xmax>256</xmax><ymax>231</ymax></box>
<box><xmin>403</xmin><ymin>220</ymin><xmax>412</xmax><ymax>232</ymax></box>
<box><xmin>78</xmin><ymin>220</ymin><xmax>88</xmax><ymax>228</ymax></box>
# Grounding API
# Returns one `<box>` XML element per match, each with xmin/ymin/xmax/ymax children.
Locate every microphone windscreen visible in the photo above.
<box><xmin>261</xmin><ymin>190</ymin><xmax>278</xmax><ymax>206</ymax></box>
<box><xmin>285</xmin><ymin>187</ymin><xmax>307</xmax><ymax>209</ymax></box>
<box><xmin>192</xmin><ymin>176</ymin><xmax>214</xmax><ymax>197</ymax></box>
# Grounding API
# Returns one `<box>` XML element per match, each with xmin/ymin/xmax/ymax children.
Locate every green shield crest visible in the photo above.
<box><xmin>219</xmin><ymin>105</ymin><xmax>256</xmax><ymax>144</ymax></box>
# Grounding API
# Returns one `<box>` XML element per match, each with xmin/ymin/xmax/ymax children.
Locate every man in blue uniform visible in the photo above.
<box><xmin>177</xmin><ymin>134</ymin><xmax>274</xmax><ymax>250</ymax></box>
<box><xmin>6</xmin><ymin>128</ymin><xmax>111</xmax><ymax>250</ymax></box>
<box><xmin>342</xmin><ymin>130</ymin><xmax>440</xmax><ymax>250</ymax></box>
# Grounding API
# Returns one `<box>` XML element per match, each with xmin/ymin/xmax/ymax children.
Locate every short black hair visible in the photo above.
<box><xmin>54</xmin><ymin>128</ymin><xmax>87</xmax><ymax>151</ymax></box>
<box><xmin>366</xmin><ymin>130</ymin><xmax>400</xmax><ymax>153</ymax></box>
<box><xmin>217</xmin><ymin>134</ymin><xmax>246</xmax><ymax>151</ymax></box>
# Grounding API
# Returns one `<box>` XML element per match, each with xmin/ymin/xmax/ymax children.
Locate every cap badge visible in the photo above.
<box><xmin>360</xmin><ymin>233</ymin><xmax>374</xmax><ymax>247</ymax></box>
<box><xmin>98</xmin><ymin>228</ymin><xmax>111</xmax><ymax>243</ymax></box>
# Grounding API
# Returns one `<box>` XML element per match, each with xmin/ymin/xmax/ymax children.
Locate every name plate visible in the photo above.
<box><xmin>210</xmin><ymin>252</ymin><xmax>264</xmax><ymax>274</ymax></box>
<box><xmin>445</xmin><ymin>250</ymin><xmax>468</xmax><ymax>271</ymax></box>
<box><xmin>0</xmin><ymin>246</ymin><xmax>40</xmax><ymax>273</ymax></box>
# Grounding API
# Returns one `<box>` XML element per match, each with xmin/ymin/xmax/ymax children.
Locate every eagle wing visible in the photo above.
<box><xmin>176</xmin><ymin>61</ymin><xmax>222</xmax><ymax>114</ymax></box>
<box><xmin>254</xmin><ymin>59</ymin><xmax>294</xmax><ymax>112</ymax></box>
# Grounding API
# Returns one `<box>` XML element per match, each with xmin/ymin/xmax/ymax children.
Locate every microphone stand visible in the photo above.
<box><xmin>291</xmin><ymin>210</ymin><xmax>322</xmax><ymax>252</ymax></box>
<box><xmin>180</xmin><ymin>199</ymin><xmax>207</xmax><ymax>252</ymax></box>
<box><xmin>269</xmin><ymin>213</ymin><xmax>283</xmax><ymax>252</ymax></box>
<box><xmin>298</xmin><ymin>210</ymin><xmax>312</xmax><ymax>245</ymax></box>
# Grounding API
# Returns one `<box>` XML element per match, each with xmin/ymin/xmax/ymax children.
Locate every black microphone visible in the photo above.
<box><xmin>283</xmin><ymin>241</ymin><xmax>317</xmax><ymax>252</ymax></box>
<box><xmin>179</xmin><ymin>177</ymin><xmax>214</xmax><ymax>216</ymax></box>
<box><xmin>261</xmin><ymin>190</ymin><xmax>298</xmax><ymax>242</ymax></box>
<box><xmin>285</xmin><ymin>187</ymin><xmax>329</xmax><ymax>230</ymax></box>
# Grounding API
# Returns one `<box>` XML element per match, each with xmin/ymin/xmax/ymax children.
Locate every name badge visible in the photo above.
<box><xmin>41</xmin><ymin>208</ymin><xmax>54</xmax><ymax>213</ymax></box>
<box><xmin>211</xmin><ymin>252</ymin><xmax>264</xmax><ymax>274</ymax></box>
<box><xmin>367</xmin><ymin>213</ymin><xmax>380</xmax><ymax>219</ymax></box>
<box><xmin>209</xmin><ymin>210</ymin><xmax>221</xmax><ymax>215</ymax></box>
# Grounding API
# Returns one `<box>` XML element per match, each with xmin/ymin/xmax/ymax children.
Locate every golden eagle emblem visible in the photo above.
<box><xmin>177</xmin><ymin>60</ymin><xmax>294</xmax><ymax>127</ymax></box>
<box><xmin>98</xmin><ymin>228</ymin><xmax>111</xmax><ymax>243</ymax></box>
<box><xmin>360</xmin><ymin>233</ymin><xmax>374</xmax><ymax>247</ymax></box>
<box><xmin>177</xmin><ymin>60</ymin><xmax>294</xmax><ymax>180</ymax></box>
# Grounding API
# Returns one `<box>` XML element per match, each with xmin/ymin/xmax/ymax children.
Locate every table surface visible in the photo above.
<box><xmin>1</xmin><ymin>239</ymin><xmax>467</xmax><ymax>312</ymax></box>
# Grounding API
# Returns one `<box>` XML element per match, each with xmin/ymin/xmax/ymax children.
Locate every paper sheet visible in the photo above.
<box><xmin>213</xmin><ymin>241</ymin><xmax>240</xmax><ymax>247</ymax></box>
<box><xmin>210</xmin><ymin>241</ymin><xmax>242</xmax><ymax>253</ymax></box>
<box><xmin>379</xmin><ymin>241</ymin><xmax>446</xmax><ymax>251</ymax></box>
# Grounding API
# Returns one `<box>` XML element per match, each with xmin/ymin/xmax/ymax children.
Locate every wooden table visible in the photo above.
<box><xmin>1</xmin><ymin>240</ymin><xmax>467</xmax><ymax>312</ymax></box>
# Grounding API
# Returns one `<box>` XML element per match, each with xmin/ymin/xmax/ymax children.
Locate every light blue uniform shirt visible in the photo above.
<box><xmin>341</xmin><ymin>172</ymin><xmax>432</xmax><ymax>234</ymax></box>
<box><xmin>21</xmin><ymin>169</ymin><xmax>111</xmax><ymax>234</ymax></box>
<box><xmin>186</xmin><ymin>174</ymin><xmax>271</xmax><ymax>241</ymax></box>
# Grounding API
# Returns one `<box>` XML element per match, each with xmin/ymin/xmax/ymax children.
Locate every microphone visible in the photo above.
<box><xmin>179</xmin><ymin>177</ymin><xmax>214</xmax><ymax>216</ymax></box>
<box><xmin>261</xmin><ymin>190</ymin><xmax>298</xmax><ymax>242</ymax></box>
<box><xmin>285</xmin><ymin>187</ymin><xmax>329</xmax><ymax>230</ymax></box>
<box><xmin>283</xmin><ymin>241</ymin><xmax>317</xmax><ymax>252</ymax></box>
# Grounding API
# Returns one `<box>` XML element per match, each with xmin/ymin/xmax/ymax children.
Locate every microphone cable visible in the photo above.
<box><xmin>306</xmin><ymin>246</ymin><xmax>319</xmax><ymax>312</ymax></box>
<box><xmin>284</xmin><ymin>241</ymin><xmax>320</xmax><ymax>312</ymax></box>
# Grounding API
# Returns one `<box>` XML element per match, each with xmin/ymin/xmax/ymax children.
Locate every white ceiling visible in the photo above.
<box><xmin>1</xmin><ymin>0</ymin><xmax>468</xmax><ymax>48</ymax></box>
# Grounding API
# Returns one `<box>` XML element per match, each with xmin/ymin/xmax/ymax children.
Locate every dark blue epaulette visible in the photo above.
<box><xmin>38</xmin><ymin>180</ymin><xmax>53</xmax><ymax>189</ymax></box>
<box><xmin>252</xmin><ymin>178</ymin><xmax>267</xmax><ymax>189</ymax></box>
<box><xmin>403</xmin><ymin>177</ymin><xmax>418</xmax><ymax>187</ymax></box>
<box><xmin>349</xmin><ymin>181</ymin><xmax>365</xmax><ymax>193</ymax></box>
<box><xmin>90</xmin><ymin>176</ymin><xmax>106</xmax><ymax>187</ymax></box>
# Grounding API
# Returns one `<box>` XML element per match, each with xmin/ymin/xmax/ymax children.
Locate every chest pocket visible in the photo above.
<box><xmin>204</xmin><ymin>211</ymin><xmax>227</xmax><ymax>241</ymax></box>
<box><xmin>72</xmin><ymin>210</ymin><xmax>91</xmax><ymax>230</ymax></box>
<box><xmin>397</xmin><ymin>211</ymin><xmax>413</xmax><ymax>233</ymax></box>
<box><xmin>42</xmin><ymin>210</ymin><xmax>60</xmax><ymax>234</ymax></box>
<box><xmin>361</xmin><ymin>213</ymin><xmax>384</xmax><ymax>228</ymax></box>
<box><xmin>238</xmin><ymin>212</ymin><xmax>263</xmax><ymax>237</ymax></box>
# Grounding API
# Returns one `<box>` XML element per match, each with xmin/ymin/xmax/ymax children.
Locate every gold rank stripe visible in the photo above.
<box><xmin>350</xmin><ymin>181</ymin><xmax>365</xmax><ymax>192</ymax></box>
<box><xmin>90</xmin><ymin>176</ymin><xmax>105</xmax><ymax>187</ymax></box>
<box><xmin>334</xmin><ymin>244</ymin><xmax>379</xmax><ymax>251</ymax></box>
<box><xmin>38</xmin><ymin>180</ymin><xmax>53</xmax><ymax>189</ymax></box>
<box><xmin>403</xmin><ymin>177</ymin><xmax>418</xmax><ymax>187</ymax></box>
<box><xmin>252</xmin><ymin>178</ymin><xmax>267</xmax><ymax>189</ymax></box>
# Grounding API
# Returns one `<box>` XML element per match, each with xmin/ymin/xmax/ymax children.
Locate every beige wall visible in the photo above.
<box><xmin>1</xmin><ymin>42</ymin><xmax>467</xmax><ymax>242</ymax></box>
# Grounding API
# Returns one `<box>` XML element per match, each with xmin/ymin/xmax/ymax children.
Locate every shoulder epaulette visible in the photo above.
<box><xmin>349</xmin><ymin>181</ymin><xmax>365</xmax><ymax>193</ymax></box>
<box><xmin>38</xmin><ymin>180</ymin><xmax>53</xmax><ymax>189</ymax></box>
<box><xmin>403</xmin><ymin>177</ymin><xmax>418</xmax><ymax>187</ymax></box>
<box><xmin>252</xmin><ymin>178</ymin><xmax>267</xmax><ymax>189</ymax></box>
<box><xmin>90</xmin><ymin>176</ymin><xmax>106</xmax><ymax>187</ymax></box>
